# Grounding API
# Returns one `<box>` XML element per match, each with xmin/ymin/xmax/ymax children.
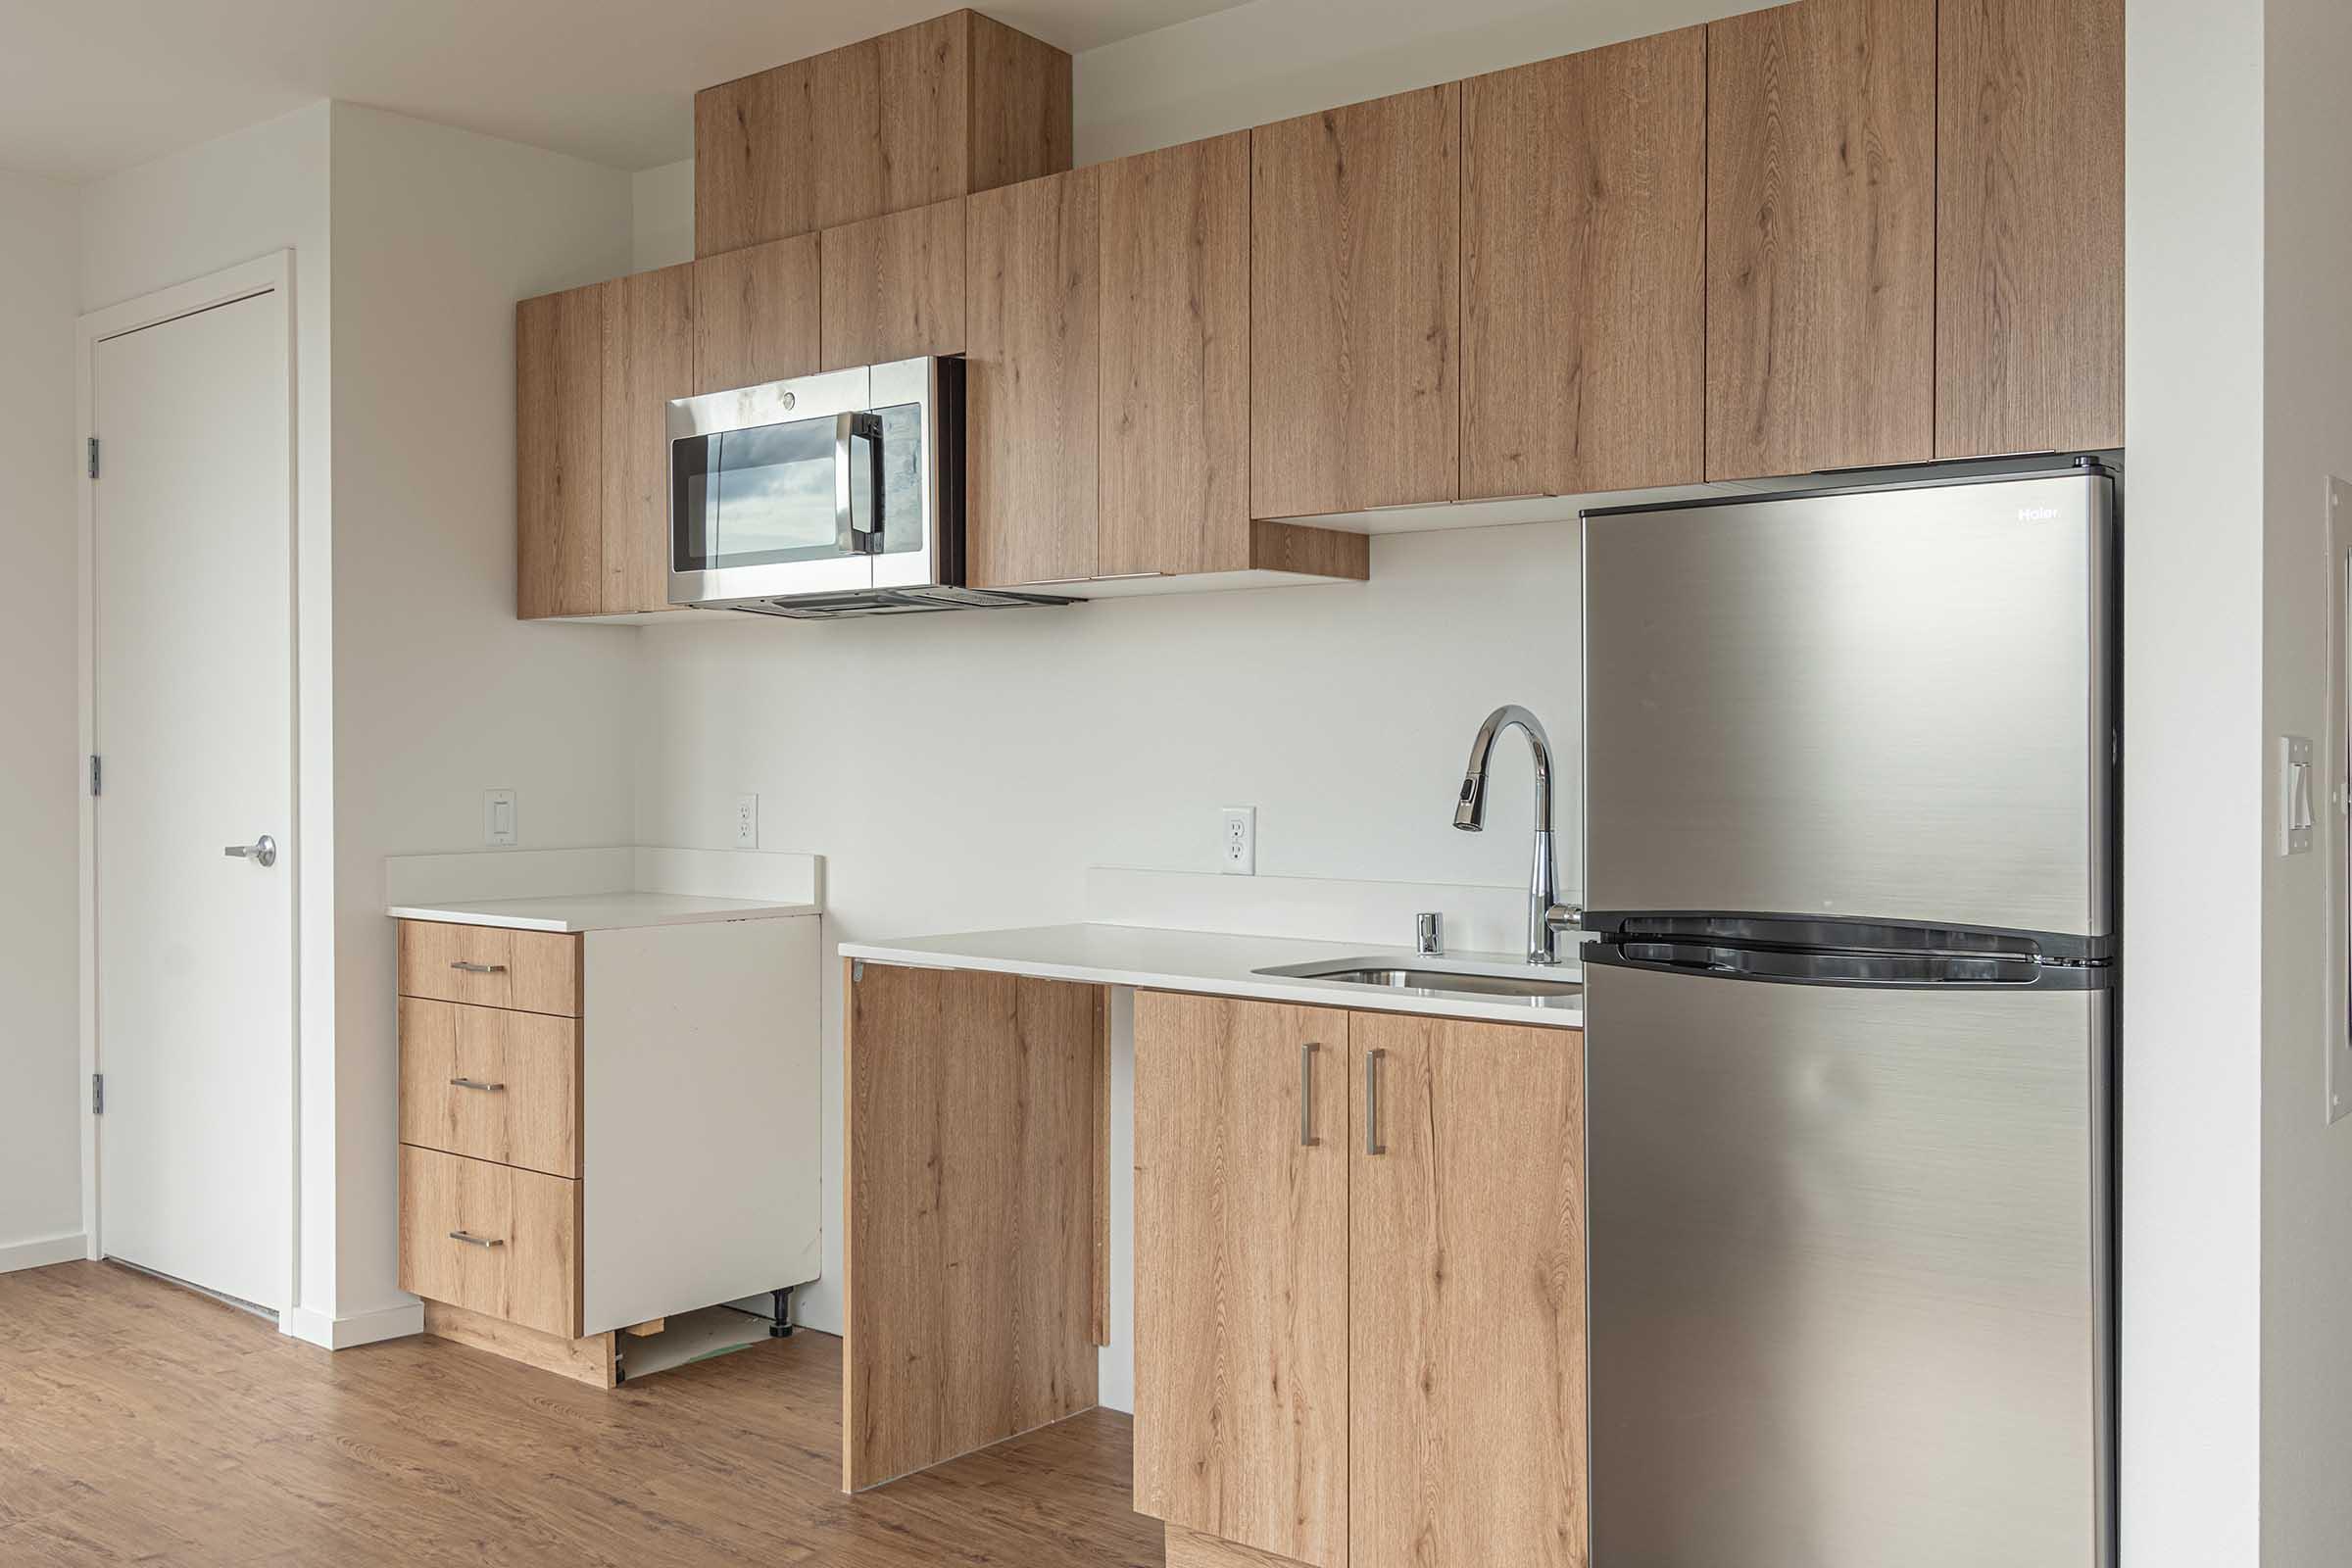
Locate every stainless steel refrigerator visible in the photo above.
<box><xmin>1580</xmin><ymin>463</ymin><xmax>2117</xmax><ymax>1567</ymax></box>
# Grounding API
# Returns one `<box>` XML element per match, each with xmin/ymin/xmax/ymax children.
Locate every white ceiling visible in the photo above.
<box><xmin>0</xmin><ymin>0</ymin><xmax>1247</xmax><ymax>183</ymax></box>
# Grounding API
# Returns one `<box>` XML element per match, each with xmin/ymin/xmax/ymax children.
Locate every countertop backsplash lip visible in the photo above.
<box><xmin>1083</xmin><ymin>863</ymin><xmax>1590</xmax><ymax>957</ymax></box>
<box><xmin>382</xmin><ymin>844</ymin><xmax>824</xmax><ymax>913</ymax></box>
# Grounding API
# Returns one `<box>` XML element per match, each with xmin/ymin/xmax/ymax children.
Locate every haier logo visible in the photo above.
<box><xmin>2019</xmin><ymin>507</ymin><xmax>2060</xmax><ymax>521</ymax></box>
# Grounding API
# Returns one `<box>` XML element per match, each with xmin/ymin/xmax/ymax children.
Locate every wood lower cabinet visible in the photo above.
<box><xmin>1134</xmin><ymin>995</ymin><xmax>1349</xmax><ymax>1567</ymax></box>
<box><xmin>1462</xmin><ymin>29</ymin><xmax>1707</xmax><ymax>498</ymax></box>
<box><xmin>1250</xmin><ymin>86</ymin><xmax>1461</xmax><ymax>518</ymax></box>
<box><xmin>1134</xmin><ymin>997</ymin><xmax>1589</xmax><ymax>1568</ymax></box>
<box><xmin>1936</xmin><ymin>0</ymin><xmax>2124</xmax><ymax>457</ymax></box>
<box><xmin>1706</xmin><ymin>0</ymin><xmax>1937</xmax><ymax>480</ymax></box>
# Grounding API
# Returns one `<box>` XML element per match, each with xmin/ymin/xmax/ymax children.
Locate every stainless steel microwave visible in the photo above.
<box><xmin>665</xmin><ymin>356</ymin><xmax>1068</xmax><ymax>618</ymax></box>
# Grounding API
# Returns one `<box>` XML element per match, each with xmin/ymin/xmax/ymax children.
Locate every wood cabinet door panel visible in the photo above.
<box><xmin>695</xmin><ymin>234</ymin><xmax>821</xmax><ymax>395</ymax></box>
<box><xmin>695</xmin><ymin>65</ymin><xmax>808</xmax><ymax>258</ymax></box>
<box><xmin>398</xmin><ymin>1145</ymin><xmax>579</xmax><ymax>1339</ymax></box>
<box><xmin>396</xmin><ymin>921</ymin><xmax>580</xmax><ymax>1018</ymax></box>
<box><xmin>1100</xmin><ymin>134</ymin><xmax>1253</xmax><ymax>577</ymax></box>
<box><xmin>1251</xmin><ymin>86</ymin><xmax>1461</xmax><ymax>517</ymax></box>
<box><xmin>819</xmin><ymin>198</ymin><xmax>966</xmax><ymax>371</ymax></box>
<box><xmin>399</xmin><ymin>999</ymin><xmax>581</xmax><ymax>1178</ymax></box>
<box><xmin>1936</xmin><ymin>0</ymin><xmax>2124</xmax><ymax>457</ymax></box>
<box><xmin>1351</xmin><ymin>1012</ymin><xmax>1589</xmax><ymax>1568</ymax></box>
<box><xmin>1134</xmin><ymin>993</ymin><xmax>1348</xmax><ymax>1568</ymax></box>
<box><xmin>965</xmin><ymin>169</ymin><xmax>1099</xmax><ymax>588</ymax></box>
<box><xmin>1706</xmin><ymin>0</ymin><xmax>1936</xmax><ymax>480</ymax></box>
<box><xmin>515</xmin><ymin>283</ymin><xmax>603</xmax><ymax>619</ymax></box>
<box><xmin>602</xmin><ymin>265</ymin><xmax>695</xmax><ymax>613</ymax></box>
<box><xmin>1463</xmin><ymin>29</ymin><xmax>1707</xmax><ymax>497</ymax></box>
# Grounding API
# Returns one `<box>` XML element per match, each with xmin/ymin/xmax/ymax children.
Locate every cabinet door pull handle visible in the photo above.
<box><xmin>447</xmin><ymin>1230</ymin><xmax>505</xmax><ymax>1249</ymax></box>
<box><xmin>449</xmin><ymin>960</ymin><xmax>507</xmax><ymax>974</ymax></box>
<box><xmin>448</xmin><ymin>1077</ymin><xmax>506</xmax><ymax>1093</ymax></box>
<box><xmin>1365</xmin><ymin>1048</ymin><xmax>1386</xmax><ymax>1156</ymax></box>
<box><xmin>1299</xmin><ymin>1042</ymin><xmax>1319</xmax><ymax>1147</ymax></box>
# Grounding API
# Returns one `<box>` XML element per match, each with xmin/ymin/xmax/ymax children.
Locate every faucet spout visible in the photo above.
<box><xmin>1453</xmin><ymin>705</ymin><xmax>1578</xmax><ymax>964</ymax></box>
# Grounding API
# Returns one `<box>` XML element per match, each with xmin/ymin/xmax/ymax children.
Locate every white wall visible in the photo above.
<box><xmin>0</xmin><ymin>170</ymin><xmax>84</xmax><ymax>1271</ymax></box>
<box><xmin>78</xmin><ymin>102</ymin><xmax>340</xmax><ymax>1317</ymax></box>
<box><xmin>2124</xmin><ymin>0</ymin><xmax>2268</xmax><ymax>1562</ymax></box>
<box><xmin>633</xmin><ymin>159</ymin><xmax>694</xmax><ymax>272</ymax></box>
<box><xmin>2261</xmin><ymin>0</ymin><xmax>2352</xmax><ymax>1560</ymax></box>
<box><xmin>325</xmin><ymin>102</ymin><xmax>638</xmax><ymax>1322</ymax></box>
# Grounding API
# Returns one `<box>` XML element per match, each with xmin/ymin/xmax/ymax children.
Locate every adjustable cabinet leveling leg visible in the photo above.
<box><xmin>770</xmin><ymin>1286</ymin><xmax>796</xmax><ymax>1338</ymax></box>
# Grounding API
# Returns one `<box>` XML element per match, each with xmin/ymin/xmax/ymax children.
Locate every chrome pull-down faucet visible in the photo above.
<box><xmin>1454</xmin><ymin>705</ymin><xmax>1582</xmax><ymax>966</ymax></box>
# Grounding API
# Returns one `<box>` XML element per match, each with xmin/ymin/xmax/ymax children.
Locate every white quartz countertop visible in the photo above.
<box><xmin>388</xmin><ymin>891</ymin><xmax>821</xmax><ymax>933</ymax></box>
<box><xmin>837</xmin><ymin>923</ymin><xmax>1585</xmax><ymax>1029</ymax></box>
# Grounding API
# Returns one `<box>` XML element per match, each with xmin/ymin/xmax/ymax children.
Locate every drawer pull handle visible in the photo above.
<box><xmin>1365</xmin><ymin>1048</ymin><xmax>1386</xmax><ymax>1157</ymax></box>
<box><xmin>448</xmin><ymin>1077</ymin><xmax>506</xmax><ymax>1093</ymax></box>
<box><xmin>449</xmin><ymin>960</ymin><xmax>507</xmax><ymax>975</ymax></box>
<box><xmin>1299</xmin><ymin>1042</ymin><xmax>1319</xmax><ymax>1147</ymax></box>
<box><xmin>447</xmin><ymin>1230</ymin><xmax>505</xmax><ymax>1250</ymax></box>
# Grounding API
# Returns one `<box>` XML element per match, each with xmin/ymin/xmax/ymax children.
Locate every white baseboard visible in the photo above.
<box><xmin>280</xmin><ymin>1298</ymin><xmax>424</xmax><ymax>1349</ymax></box>
<box><xmin>0</xmin><ymin>1232</ymin><xmax>90</xmax><ymax>1275</ymax></box>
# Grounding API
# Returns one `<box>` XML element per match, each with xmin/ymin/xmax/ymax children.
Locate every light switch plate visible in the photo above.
<box><xmin>735</xmin><ymin>793</ymin><xmax>760</xmax><ymax>849</ymax></box>
<box><xmin>484</xmin><ymin>789</ymin><xmax>517</xmax><ymax>847</ymax></box>
<box><xmin>1220</xmin><ymin>807</ymin><xmax>1255</xmax><ymax>875</ymax></box>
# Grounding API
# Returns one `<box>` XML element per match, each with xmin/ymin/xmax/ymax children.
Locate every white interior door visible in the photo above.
<box><xmin>93</xmin><ymin>287</ymin><xmax>293</xmax><ymax>1310</ymax></box>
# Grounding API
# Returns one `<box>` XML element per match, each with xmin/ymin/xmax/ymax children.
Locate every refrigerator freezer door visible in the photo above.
<box><xmin>1587</xmin><ymin>959</ymin><xmax>2109</xmax><ymax>1568</ymax></box>
<box><xmin>1583</xmin><ymin>472</ymin><xmax>2113</xmax><ymax>942</ymax></box>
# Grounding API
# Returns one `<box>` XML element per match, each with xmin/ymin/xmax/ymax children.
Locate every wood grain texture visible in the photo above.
<box><xmin>1100</xmin><ymin>133</ymin><xmax>1252</xmax><ymax>577</ymax></box>
<box><xmin>968</xmin><ymin>11</ymin><xmax>1075</xmax><ymax>195</ymax></box>
<box><xmin>1936</xmin><ymin>0</ymin><xmax>2124</xmax><ymax>457</ymax></box>
<box><xmin>515</xmin><ymin>283</ymin><xmax>602</xmax><ymax>619</ymax></box>
<box><xmin>694</xmin><ymin>233</ymin><xmax>820</xmax><ymax>395</ymax></box>
<box><xmin>421</xmin><ymin>1299</ymin><xmax>613</xmax><ymax>1389</ymax></box>
<box><xmin>0</xmin><ymin>1260</ymin><xmax>1160</xmax><ymax>1566</ymax></box>
<box><xmin>695</xmin><ymin>65</ymin><xmax>805</xmax><ymax>257</ymax></box>
<box><xmin>820</xmin><ymin>198</ymin><xmax>967</xmax><ymax>371</ymax></box>
<box><xmin>1249</xmin><ymin>519</ymin><xmax>1371</xmax><ymax>580</ymax></box>
<box><xmin>1350</xmin><ymin>1013</ymin><xmax>1589</xmax><ymax>1568</ymax></box>
<box><xmin>1166</xmin><ymin>1524</ymin><xmax>1319</xmax><ymax>1568</ymax></box>
<box><xmin>1707</xmin><ymin>0</ymin><xmax>1937</xmax><ymax>480</ymax></box>
<box><xmin>399</xmin><ymin>1146</ymin><xmax>580</xmax><ymax>1340</ymax></box>
<box><xmin>1250</xmin><ymin>85</ymin><xmax>1460</xmax><ymax>518</ymax></box>
<box><xmin>397</xmin><ymin>920</ymin><xmax>580</xmax><ymax>1017</ymax></box>
<box><xmin>965</xmin><ymin>168</ymin><xmax>1100</xmax><ymax>588</ymax></box>
<box><xmin>843</xmin><ymin>962</ymin><xmax>1102</xmax><ymax>1492</ymax></box>
<box><xmin>1133</xmin><ymin>994</ymin><xmax>1348</xmax><ymax>1568</ymax></box>
<box><xmin>1463</xmin><ymin>28</ymin><xmax>1708</xmax><ymax>497</ymax></box>
<box><xmin>399</xmin><ymin>998</ymin><xmax>580</xmax><ymax>1178</ymax></box>
<box><xmin>602</xmin><ymin>265</ymin><xmax>694</xmax><ymax>613</ymax></box>
<box><xmin>878</xmin><ymin>13</ymin><xmax>971</xmax><ymax>213</ymax></box>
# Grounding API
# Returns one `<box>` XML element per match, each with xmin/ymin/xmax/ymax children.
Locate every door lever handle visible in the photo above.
<box><xmin>222</xmin><ymin>835</ymin><xmax>277</xmax><ymax>867</ymax></box>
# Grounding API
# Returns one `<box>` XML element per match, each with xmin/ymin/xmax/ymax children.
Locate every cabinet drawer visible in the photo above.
<box><xmin>397</xmin><ymin>920</ymin><xmax>580</xmax><ymax>1016</ymax></box>
<box><xmin>399</xmin><ymin>999</ymin><xmax>580</xmax><ymax>1178</ymax></box>
<box><xmin>398</xmin><ymin>1146</ymin><xmax>579</xmax><ymax>1339</ymax></box>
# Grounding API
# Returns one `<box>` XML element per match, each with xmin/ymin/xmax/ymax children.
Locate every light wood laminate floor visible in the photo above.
<box><xmin>0</xmin><ymin>1261</ymin><xmax>1159</xmax><ymax>1566</ymax></box>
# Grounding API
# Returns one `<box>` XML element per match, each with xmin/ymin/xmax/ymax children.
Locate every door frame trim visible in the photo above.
<box><xmin>76</xmin><ymin>250</ymin><xmax>301</xmax><ymax>1315</ymax></box>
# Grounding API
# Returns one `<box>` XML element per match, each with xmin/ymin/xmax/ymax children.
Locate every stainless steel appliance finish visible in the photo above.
<box><xmin>1451</xmin><ymin>704</ymin><xmax>1583</xmax><ymax>964</ymax></box>
<box><xmin>666</xmin><ymin>356</ymin><xmax>1070</xmax><ymax>618</ymax></box>
<box><xmin>1580</xmin><ymin>464</ymin><xmax>2117</xmax><ymax>1568</ymax></box>
<box><xmin>1582</xmin><ymin>469</ymin><xmax>2113</xmax><ymax>946</ymax></box>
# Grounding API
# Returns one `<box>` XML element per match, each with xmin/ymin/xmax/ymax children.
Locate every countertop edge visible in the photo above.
<box><xmin>389</xmin><ymin>899</ymin><xmax>823</xmax><ymax>934</ymax></box>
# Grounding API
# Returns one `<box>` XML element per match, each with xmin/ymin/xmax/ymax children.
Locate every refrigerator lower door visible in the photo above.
<box><xmin>1587</xmin><ymin>958</ymin><xmax>2111</xmax><ymax>1568</ymax></box>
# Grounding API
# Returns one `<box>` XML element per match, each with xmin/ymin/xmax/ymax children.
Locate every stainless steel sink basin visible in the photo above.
<box><xmin>1253</xmin><ymin>956</ymin><xmax>1583</xmax><ymax>1004</ymax></box>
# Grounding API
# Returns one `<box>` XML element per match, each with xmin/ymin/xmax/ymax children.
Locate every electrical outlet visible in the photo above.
<box><xmin>484</xmin><ymin>789</ymin><xmax>517</xmax><ymax>847</ymax></box>
<box><xmin>1220</xmin><ymin>807</ymin><xmax>1256</xmax><ymax>875</ymax></box>
<box><xmin>735</xmin><ymin>793</ymin><xmax>760</xmax><ymax>849</ymax></box>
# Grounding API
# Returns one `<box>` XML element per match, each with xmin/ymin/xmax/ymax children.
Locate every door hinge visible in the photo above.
<box><xmin>87</xmin><ymin>437</ymin><xmax>99</xmax><ymax>479</ymax></box>
<box><xmin>92</xmin><ymin>1073</ymin><xmax>104</xmax><ymax>1115</ymax></box>
<box><xmin>89</xmin><ymin>755</ymin><xmax>101</xmax><ymax>797</ymax></box>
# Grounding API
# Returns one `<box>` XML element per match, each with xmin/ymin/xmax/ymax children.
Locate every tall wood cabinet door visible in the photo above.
<box><xmin>1251</xmin><ymin>85</ymin><xmax>1460</xmax><ymax>518</ymax></box>
<box><xmin>1463</xmin><ymin>29</ymin><xmax>1707</xmax><ymax>498</ymax></box>
<box><xmin>1707</xmin><ymin>0</ymin><xmax>1936</xmax><ymax>481</ymax></box>
<box><xmin>1351</xmin><ymin>1013</ymin><xmax>1589</xmax><ymax>1568</ymax></box>
<box><xmin>695</xmin><ymin>233</ymin><xmax>820</xmax><ymax>396</ymax></box>
<box><xmin>1936</xmin><ymin>0</ymin><xmax>2124</xmax><ymax>457</ymax></box>
<box><xmin>601</xmin><ymin>265</ymin><xmax>695</xmax><ymax>614</ymax></box>
<box><xmin>1098</xmin><ymin>134</ymin><xmax>1252</xmax><ymax>578</ymax></box>
<box><xmin>515</xmin><ymin>282</ymin><xmax>604</xmax><ymax>619</ymax></box>
<box><xmin>965</xmin><ymin>168</ymin><xmax>1099</xmax><ymax>588</ymax></box>
<box><xmin>819</xmin><ymin>198</ymin><xmax>966</xmax><ymax>371</ymax></box>
<box><xmin>1133</xmin><ymin>993</ymin><xmax>1349</xmax><ymax>1568</ymax></box>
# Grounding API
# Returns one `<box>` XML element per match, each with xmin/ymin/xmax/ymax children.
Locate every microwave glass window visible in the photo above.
<box><xmin>672</xmin><ymin>402</ymin><xmax>927</xmax><ymax>571</ymax></box>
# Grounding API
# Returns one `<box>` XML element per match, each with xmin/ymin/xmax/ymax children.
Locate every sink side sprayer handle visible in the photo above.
<box><xmin>1454</xmin><ymin>704</ymin><xmax>1582</xmax><ymax>965</ymax></box>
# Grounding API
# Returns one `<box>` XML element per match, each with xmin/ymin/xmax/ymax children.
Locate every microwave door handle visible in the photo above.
<box><xmin>834</xmin><ymin>412</ymin><xmax>885</xmax><ymax>556</ymax></box>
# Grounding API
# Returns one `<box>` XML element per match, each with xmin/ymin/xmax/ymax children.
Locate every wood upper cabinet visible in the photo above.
<box><xmin>695</xmin><ymin>10</ymin><xmax>1071</xmax><ymax>259</ymax></box>
<box><xmin>819</xmin><ymin>197</ymin><xmax>966</xmax><ymax>371</ymax></box>
<box><xmin>602</xmin><ymin>266</ymin><xmax>694</xmax><ymax>614</ymax></box>
<box><xmin>1251</xmin><ymin>85</ymin><xmax>1461</xmax><ymax>518</ymax></box>
<box><xmin>1706</xmin><ymin>0</ymin><xmax>1937</xmax><ymax>481</ymax></box>
<box><xmin>1462</xmin><ymin>30</ymin><xmax>1707</xmax><ymax>498</ymax></box>
<box><xmin>1351</xmin><ymin>1011</ymin><xmax>1589</xmax><ymax>1568</ymax></box>
<box><xmin>1936</xmin><ymin>0</ymin><xmax>2124</xmax><ymax>457</ymax></box>
<box><xmin>965</xmin><ymin>167</ymin><xmax>1100</xmax><ymax>588</ymax></box>
<box><xmin>515</xmin><ymin>282</ymin><xmax>604</xmax><ymax>619</ymax></box>
<box><xmin>1133</xmin><ymin>993</ymin><xmax>1349</xmax><ymax>1568</ymax></box>
<box><xmin>694</xmin><ymin>233</ymin><xmax>819</xmax><ymax>395</ymax></box>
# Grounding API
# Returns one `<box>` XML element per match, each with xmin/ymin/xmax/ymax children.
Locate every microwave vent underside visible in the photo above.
<box><xmin>724</xmin><ymin>586</ymin><xmax>1075</xmax><ymax>619</ymax></box>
